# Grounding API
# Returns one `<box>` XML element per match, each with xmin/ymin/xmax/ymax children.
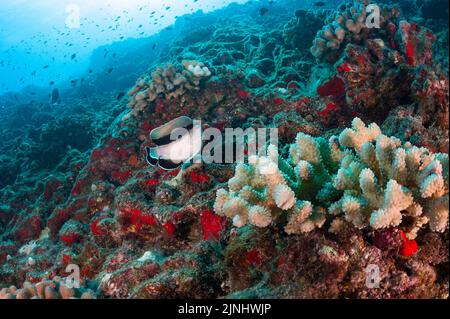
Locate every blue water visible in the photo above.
<box><xmin>0</xmin><ymin>0</ymin><xmax>251</xmax><ymax>95</ymax></box>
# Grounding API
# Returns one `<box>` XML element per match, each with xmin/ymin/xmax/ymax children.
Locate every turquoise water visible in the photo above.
<box><xmin>0</xmin><ymin>0</ymin><xmax>251</xmax><ymax>94</ymax></box>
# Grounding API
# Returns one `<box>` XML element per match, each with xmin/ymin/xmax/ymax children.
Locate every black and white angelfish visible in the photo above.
<box><xmin>145</xmin><ymin>116</ymin><xmax>202</xmax><ymax>171</ymax></box>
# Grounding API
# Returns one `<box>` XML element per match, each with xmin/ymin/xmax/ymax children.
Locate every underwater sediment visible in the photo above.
<box><xmin>0</xmin><ymin>0</ymin><xmax>448</xmax><ymax>299</ymax></box>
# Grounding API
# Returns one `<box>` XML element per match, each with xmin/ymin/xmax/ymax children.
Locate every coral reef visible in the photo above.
<box><xmin>127</xmin><ymin>60</ymin><xmax>211</xmax><ymax>115</ymax></box>
<box><xmin>0</xmin><ymin>92</ymin><xmax>122</xmax><ymax>188</ymax></box>
<box><xmin>0</xmin><ymin>277</ymin><xmax>96</xmax><ymax>299</ymax></box>
<box><xmin>310</xmin><ymin>0</ymin><xmax>401</xmax><ymax>63</ymax></box>
<box><xmin>308</xmin><ymin>0</ymin><xmax>449</xmax><ymax>153</ymax></box>
<box><xmin>0</xmin><ymin>0</ymin><xmax>448</xmax><ymax>299</ymax></box>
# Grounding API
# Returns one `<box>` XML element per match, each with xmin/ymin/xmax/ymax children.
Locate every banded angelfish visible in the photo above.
<box><xmin>145</xmin><ymin>116</ymin><xmax>202</xmax><ymax>170</ymax></box>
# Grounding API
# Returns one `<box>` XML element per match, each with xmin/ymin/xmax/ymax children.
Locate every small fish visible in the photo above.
<box><xmin>313</xmin><ymin>1</ymin><xmax>326</xmax><ymax>7</ymax></box>
<box><xmin>71</xmin><ymin>53</ymin><xmax>76</xmax><ymax>60</ymax></box>
<box><xmin>295</xmin><ymin>9</ymin><xmax>307</xmax><ymax>18</ymax></box>
<box><xmin>259</xmin><ymin>7</ymin><xmax>269</xmax><ymax>16</ymax></box>
<box><xmin>116</xmin><ymin>92</ymin><xmax>125</xmax><ymax>100</ymax></box>
<box><xmin>152</xmin><ymin>44</ymin><xmax>157</xmax><ymax>50</ymax></box>
<box><xmin>145</xmin><ymin>116</ymin><xmax>202</xmax><ymax>170</ymax></box>
<box><xmin>51</xmin><ymin>88</ymin><xmax>60</xmax><ymax>104</ymax></box>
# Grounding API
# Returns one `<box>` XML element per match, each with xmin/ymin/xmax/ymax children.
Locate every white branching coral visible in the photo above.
<box><xmin>311</xmin><ymin>0</ymin><xmax>368</xmax><ymax>60</ymax></box>
<box><xmin>332</xmin><ymin>118</ymin><xmax>449</xmax><ymax>238</ymax></box>
<box><xmin>214</xmin><ymin>138</ymin><xmax>337</xmax><ymax>233</ymax></box>
<box><xmin>127</xmin><ymin>60</ymin><xmax>211</xmax><ymax>115</ymax></box>
<box><xmin>214</xmin><ymin>118</ymin><xmax>449</xmax><ymax>237</ymax></box>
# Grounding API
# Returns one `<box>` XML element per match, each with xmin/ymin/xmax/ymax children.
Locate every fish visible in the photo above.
<box><xmin>51</xmin><ymin>88</ymin><xmax>60</xmax><ymax>104</ymax></box>
<box><xmin>145</xmin><ymin>116</ymin><xmax>202</xmax><ymax>170</ymax></box>
<box><xmin>295</xmin><ymin>9</ymin><xmax>307</xmax><ymax>18</ymax></box>
<box><xmin>116</xmin><ymin>92</ymin><xmax>125</xmax><ymax>100</ymax></box>
<box><xmin>259</xmin><ymin>7</ymin><xmax>269</xmax><ymax>16</ymax></box>
<box><xmin>313</xmin><ymin>1</ymin><xmax>326</xmax><ymax>7</ymax></box>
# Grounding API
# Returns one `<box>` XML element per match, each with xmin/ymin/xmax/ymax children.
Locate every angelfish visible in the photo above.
<box><xmin>145</xmin><ymin>116</ymin><xmax>202</xmax><ymax>170</ymax></box>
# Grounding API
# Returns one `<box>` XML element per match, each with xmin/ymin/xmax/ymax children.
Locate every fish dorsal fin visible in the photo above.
<box><xmin>150</xmin><ymin>116</ymin><xmax>193</xmax><ymax>146</ymax></box>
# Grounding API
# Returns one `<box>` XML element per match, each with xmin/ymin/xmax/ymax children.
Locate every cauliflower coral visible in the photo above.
<box><xmin>310</xmin><ymin>0</ymin><xmax>401</xmax><ymax>62</ymax></box>
<box><xmin>127</xmin><ymin>60</ymin><xmax>211</xmax><ymax>115</ymax></box>
<box><xmin>214</xmin><ymin>118</ymin><xmax>449</xmax><ymax>238</ymax></box>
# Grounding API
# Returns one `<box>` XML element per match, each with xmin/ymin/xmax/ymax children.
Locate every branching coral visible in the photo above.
<box><xmin>324</xmin><ymin>10</ymin><xmax>448</xmax><ymax>151</ymax></box>
<box><xmin>310</xmin><ymin>0</ymin><xmax>401</xmax><ymax>62</ymax></box>
<box><xmin>214</xmin><ymin>128</ymin><xmax>340</xmax><ymax>233</ymax></box>
<box><xmin>0</xmin><ymin>278</ymin><xmax>96</xmax><ymax>299</ymax></box>
<box><xmin>127</xmin><ymin>60</ymin><xmax>211</xmax><ymax>115</ymax></box>
<box><xmin>331</xmin><ymin>118</ymin><xmax>448</xmax><ymax>238</ymax></box>
<box><xmin>214</xmin><ymin>118</ymin><xmax>449</xmax><ymax>238</ymax></box>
